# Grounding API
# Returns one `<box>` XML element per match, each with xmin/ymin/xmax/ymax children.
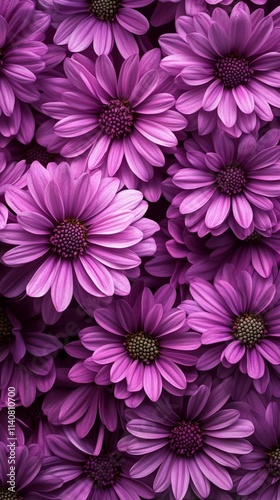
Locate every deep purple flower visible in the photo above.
<box><xmin>160</xmin><ymin>2</ymin><xmax>280</xmax><ymax>136</ymax></box>
<box><xmin>207</xmin><ymin>225</ymin><xmax>280</xmax><ymax>278</ymax></box>
<box><xmin>0</xmin><ymin>443</ymin><xmax>63</xmax><ymax>499</ymax></box>
<box><xmin>118</xmin><ymin>377</ymin><xmax>254</xmax><ymax>499</ymax></box>
<box><xmin>0</xmin><ymin>161</ymin><xmax>158</xmax><ymax>312</ymax></box>
<box><xmin>236</xmin><ymin>394</ymin><xmax>280</xmax><ymax>499</ymax></box>
<box><xmin>80</xmin><ymin>283</ymin><xmax>200</xmax><ymax>404</ymax></box>
<box><xmin>50</xmin><ymin>0</ymin><xmax>153</xmax><ymax>58</ymax></box>
<box><xmin>0</xmin><ymin>150</ymin><xmax>27</xmax><ymax>229</ymax></box>
<box><xmin>37</xmin><ymin>50</ymin><xmax>187</xmax><ymax>193</ymax></box>
<box><xmin>0</xmin><ymin>296</ymin><xmax>61</xmax><ymax>407</ymax></box>
<box><xmin>181</xmin><ymin>265</ymin><xmax>280</xmax><ymax>392</ymax></box>
<box><xmin>170</xmin><ymin>129</ymin><xmax>280</xmax><ymax>238</ymax></box>
<box><xmin>0</xmin><ymin>0</ymin><xmax>50</xmax><ymax>146</ymax></box>
<box><xmin>44</xmin><ymin>431</ymin><xmax>154</xmax><ymax>499</ymax></box>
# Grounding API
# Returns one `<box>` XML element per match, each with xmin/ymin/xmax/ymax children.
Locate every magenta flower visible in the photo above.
<box><xmin>51</xmin><ymin>0</ymin><xmax>152</xmax><ymax>58</ymax></box>
<box><xmin>207</xmin><ymin>225</ymin><xmax>280</xmax><ymax>278</ymax></box>
<box><xmin>0</xmin><ymin>0</ymin><xmax>50</xmax><ymax>146</ymax></box>
<box><xmin>43</xmin><ymin>337</ymin><xmax>119</xmax><ymax>439</ymax></box>
<box><xmin>37</xmin><ymin>51</ymin><xmax>187</xmax><ymax>187</ymax></box>
<box><xmin>160</xmin><ymin>2</ymin><xmax>280</xmax><ymax>136</ymax></box>
<box><xmin>236</xmin><ymin>395</ymin><xmax>280</xmax><ymax>499</ymax></box>
<box><xmin>0</xmin><ymin>442</ymin><xmax>63</xmax><ymax>499</ymax></box>
<box><xmin>81</xmin><ymin>284</ymin><xmax>200</xmax><ymax>404</ymax></box>
<box><xmin>45</xmin><ymin>431</ymin><xmax>154</xmax><ymax>500</ymax></box>
<box><xmin>118</xmin><ymin>378</ymin><xmax>254</xmax><ymax>499</ymax></box>
<box><xmin>170</xmin><ymin>129</ymin><xmax>280</xmax><ymax>238</ymax></box>
<box><xmin>0</xmin><ymin>161</ymin><xmax>158</xmax><ymax>312</ymax></box>
<box><xmin>181</xmin><ymin>265</ymin><xmax>280</xmax><ymax>391</ymax></box>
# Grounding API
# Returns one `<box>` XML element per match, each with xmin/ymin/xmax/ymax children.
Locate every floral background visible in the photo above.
<box><xmin>0</xmin><ymin>0</ymin><xmax>280</xmax><ymax>499</ymax></box>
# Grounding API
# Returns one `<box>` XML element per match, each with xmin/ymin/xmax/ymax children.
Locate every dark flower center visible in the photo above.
<box><xmin>99</xmin><ymin>99</ymin><xmax>134</xmax><ymax>139</ymax></box>
<box><xmin>24</xmin><ymin>142</ymin><xmax>55</xmax><ymax>167</ymax></box>
<box><xmin>0</xmin><ymin>307</ymin><xmax>12</xmax><ymax>346</ymax></box>
<box><xmin>0</xmin><ymin>489</ymin><xmax>21</xmax><ymax>500</ymax></box>
<box><xmin>50</xmin><ymin>218</ymin><xmax>88</xmax><ymax>259</ymax></box>
<box><xmin>267</xmin><ymin>447</ymin><xmax>280</xmax><ymax>477</ymax></box>
<box><xmin>124</xmin><ymin>331</ymin><xmax>160</xmax><ymax>363</ymax></box>
<box><xmin>169</xmin><ymin>420</ymin><xmax>204</xmax><ymax>457</ymax></box>
<box><xmin>244</xmin><ymin>230</ymin><xmax>262</xmax><ymax>244</ymax></box>
<box><xmin>83</xmin><ymin>452</ymin><xmax>122</xmax><ymax>487</ymax></box>
<box><xmin>216</xmin><ymin>164</ymin><xmax>246</xmax><ymax>195</ymax></box>
<box><xmin>89</xmin><ymin>0</ymin><xmax>120</xmax><ymax>21</ymax></box>
<box><xmin>233</xmin><ymin>313</ymin><xmax>267</xmax><ymax>347</ymax></box>
<box><xmin>215</xmin><ymin>54</ymin><xmax>253</xmax><ymax>88</ymax></box>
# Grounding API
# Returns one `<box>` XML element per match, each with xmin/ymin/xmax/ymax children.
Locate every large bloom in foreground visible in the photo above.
<box><xmin>37</xmin><ymin>51</ymin><xmax>187</xmax><ymax>188</ymax></box>
<box><xmin>118</xmin><ymin>377</ymin><xmax>254</xmax><ymax>499</ymax></box>
<box><xmin>160</xmin><ymin>2</ymin><xmax>280</xmax><ymax>136</ymax></box>
<box><xmin>51</xmin><ymin>0</ymin><xmax>152</xmax><ymax>58</ymax></box>
<box><xmin>181</xmin><ymin>265</ymin><xmax>280</xmax><ymax>394</ymax></box>
<box><xmin>170</xmin><ymin>129</ymin><xmax>280</xmax><ymax>238</ymax></box>
<box><xmin>0</xmin><ymin>0</ymin><xmax>50</xmax><ymax>146</ymax></box>
<box><xmin>81</xmin><ymin>283</ymin><xmax>200</xmax><ymax>405</ymax></box>
<box><xmin>0</xmin><ymin>161</ymin><xmax>158</xmax><ymax>312</ymax></box>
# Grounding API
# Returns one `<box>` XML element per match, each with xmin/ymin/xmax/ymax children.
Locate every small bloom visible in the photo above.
<box><xmin>82</xmin><ymin>283</ymin><xmax>200</xmax><ymax>404</ymax></box>
<box><xmin>170</xmin><ymin>129</ymin><xmax>280</xmax><ymax>237</ymax></box>
<box><xmin>182</xmin><ymin>265</ymin><xmax>280</xmax><ymax>392</ymax></box>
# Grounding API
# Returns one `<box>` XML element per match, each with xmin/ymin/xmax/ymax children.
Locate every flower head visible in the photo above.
<box><xmin>118</xmin><ymin>377</ymin><xmax>254</xmax><ymax>500</ymax></box>
<box><xmin>81</xmin><ymin>283</ymin><xmax>200</xmax><ymax>404</ymax></box>
<box><xmin>170</xmin><ymin>129</ymin><xmax>280</xmax><ymax>237</ymax></box>
<box><xmin>160</xmin><ymin>2</ymin><xmax>280</xmax><ymax>136</ymax></box>
<box><xmin>37</xmin><ymin>51</ymin><xmax>187</xmax><ymax>193</ymax></box>
<box><xmin>182</xmin><ymin>265</ymin><xmax>280</xmax><ymax>392</ymax></box>
<box><xmin>0</xmin><ymin>161</ymin><xmax>158</xmax><ymax>312</ymax></box>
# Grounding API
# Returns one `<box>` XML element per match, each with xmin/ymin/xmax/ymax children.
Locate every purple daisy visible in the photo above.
<box><xmin>118</xmin><ymin>377</ymin><xmax>254</xmax><ymax>499</ymax></box>
<box><xmin>236</xmin><ymin>394</ymin><xmax>280</xmax><ymax>499</ymax></box>
<box><xmin>0</xmin><ymin>442</ymin><xmax>63</xmax><ymax>499</ymax></box>
<box><xmin>0</xmin><ymin>296</ymin><xmax>61</xmax><ymax>407</ymax></box>
<box><xmin>181</xmin><ymin>264</ymin><xmax>280</xmax><ymax>393</ymax></box>
<box><xmin>44</xmin><ymin>430</ymin><xmax>154</xmax><ymax>499</ymax></box>
<box><xmin>160</xmin><ymin>2</ymin><xmax>280</xmax><ymax>136</ymax></box>
<box><xmin>43</xmin><ymin>332</ymin><xmax>120</xmax><ymax>441</ymax></box>
<box><xmin>80</xmin><ymin>283</ymin><xmax>200</xmax><ymax>403</ymax></box>
<box><xmin>51</xmin><ymin>0</ymin><xmax>152</xmax><ymax>58</ymax></box>
<box><xmin>170</xmin><ymin>129</ymin><xmax>280</xmax><ymax>238</ymax></box>
<box><xmin>0</xmin><ymin>161</ymin><xmax>158</xmax><ymax>312</ymax></box>
<box><xmin>207</xmin><ymin>225</ymin><xmax>280</xmax><ymax>278</ymax></box>
<box><xmin>37</xmin><ymin>50</ymin><xmax>187</xmax><ymax>186</ymax></box>
<box><xmin>0</xmin><ymin>150</ymin><xmax>27</xmax><ymax>229</ymax></box>
<box><xmin>0</xmin><ymin>0</ymin><xmax>50</xmax><ymax>146</ymax></box>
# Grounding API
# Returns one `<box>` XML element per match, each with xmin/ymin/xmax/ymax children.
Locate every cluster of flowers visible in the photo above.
<box><xmin>0</xmin><ymin>0</ymin><xmax>280</xmax><ymax>499</ymax></box>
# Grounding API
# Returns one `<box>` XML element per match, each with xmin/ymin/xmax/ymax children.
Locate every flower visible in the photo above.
<box><xmin>81</xmin><ymin>283</ymin><xmax>200</xmax><ymax>404</ymax></box>
<box><xmin>51</xmin><ymin>0</ymin><xmax>153</xmax><ymax>58</ymax></box>
<box><xmin>0</xmin><ymin>442</ymin><xmax>63</xmax><ymax>499</ymax></box>
<box><xmin>236</xmin><ymin>394</ymin><xmax>280</xmax><ymax>499</ymax></box>
<box><xmin>0</xmin><ymin>0</ymin><xmax>50</xmax><ymax>146</ymax></box>
<box><xmin>160</xmin><ymin>2</ymin><xmax>280</xmax><ymax>136</ymax></box>
<box><xmin>37</xmin><ymin>50</ymin><xmax>187</xmax><ymax>190</ymax></box>
<box><xmin>170</xmin><ymin>129</ymin><xmax>280</xmax><ymax>238</ymax></box>
<box><xmin>118</xmin><ymin>377</ymin><xmax>254</xmax><ymax>500</ymax></box>
<box><xmin>44</xmin><ymin>430</ymin><xmax>154</xmax><ymax>499</ymax></box>
<box><xmin>181</xmin><ymin>264</ymin><xmax>280</xmax><ymax>393</ymax></box>
<box><xmin>0</xmin><ymin>161</ymin><xmax>158</xmax><ymax>312</ymax></box>
<box><xmin>0</xmin><ymin>296</ymin><xmax>61</xmax><ymax>407</ymax></box>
